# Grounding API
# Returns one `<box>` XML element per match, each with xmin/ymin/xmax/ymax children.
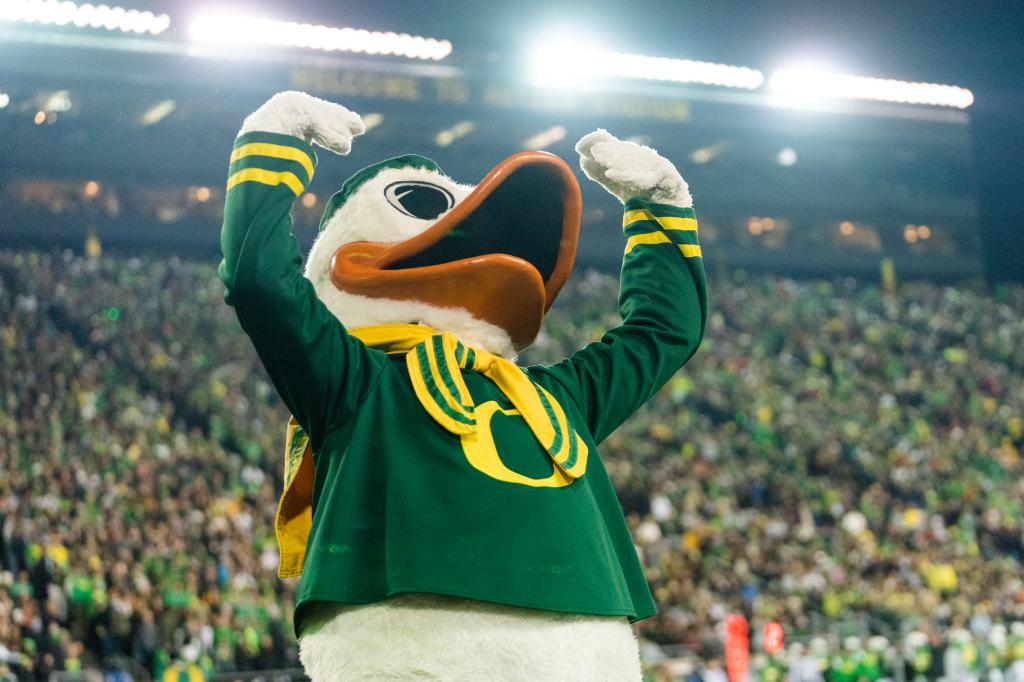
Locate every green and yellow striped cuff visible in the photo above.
<box><xmin>621</xmin><ymin>199</ymin><xmax>701</xmax><ymax>259</ymax></box>
<box><xmin>226</xmin><ymin>131</ymin><xmax>318</xmax><ymax>196</ymax></box>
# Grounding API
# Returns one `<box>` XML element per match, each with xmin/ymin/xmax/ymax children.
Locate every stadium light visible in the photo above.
<box><xmin>361</xmin><ymin>113</ymin><xmax>384</xmax><ymax>133</ymax></box>
<box><xmin>523</xmin><ymin>125</ymin><xmax>567</xmax><ymax>150</ymax></box>
<box><xmin>43</xmin><ymin>90</ymin><xmax>72</xmax><ymax>112</ymax></box>
<box><xmin>690</xmin><ymin>141</ymin><xmax>729</xmax><ymax>165</ymax></box>
<box><xmin>189</xmin><ymin>12</ymin><xmax>453</xmax><ymax>61</ymax></box>
<box><xmin>139</xmin><ymin>100</ymin><xmax>176</xmax><ymax>126</ymax></box>
<box><xmin>529</xmin><ymin>37</ymin><xmax>764</xmax><ymax>90</ymax></box>
<box><xmin>770</xmin><ymin>66</ymin><xmax>974</xmax><ymax>109</ymax></box>
<box><xmin>776</xmin><ymin>147</ymin><xmax>797</xmax><ymax>166</ymax></box>
<box><xmin>435</xmin><ymin>121</ymin><xmax>475</xmax><ymax>147</ymax></box>
<box><xmin>0</xmin><ymin>1</ymin><xmax>171</xmax><ymax>35</ymax></box>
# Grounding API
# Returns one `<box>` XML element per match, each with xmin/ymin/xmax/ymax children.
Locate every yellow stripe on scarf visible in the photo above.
<box><xmin>273</xmin><ymin>324</ymin><xmax>588</xmax><ymax>577</ymax></box>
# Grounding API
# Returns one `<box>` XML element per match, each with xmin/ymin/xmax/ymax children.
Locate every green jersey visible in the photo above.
<box><xmin>858</xmin><ymin>651</ymin><xmax>882</xmax><ymax>681</ymax></box>
<box><xmin>758</xmin><ymin>656</ymin><xmax>786</xmax><ymax>682</ymax></box>
<box><xmin>910</xmin><ymin>644</ymin><xmax>933</xmax><ymax>675</ymax></box>
<box><xmin>219</xmin><ymin>131</ymin><xmax>707</xmax><ymax>635</ymax></box>
<box><xmin>988</xmin><ymin>640</ymin><xmax>1008</xmax><ymax>670</ymax></box>
<box><xmin>1010</xmin><ymin>634</ymin><xmax>1024</xmax><ymax>662</ymax></box>
<box><xmin>830</xmin><ymin>654</ymin><xmax>859</xmax><ymax>682</ymax></box>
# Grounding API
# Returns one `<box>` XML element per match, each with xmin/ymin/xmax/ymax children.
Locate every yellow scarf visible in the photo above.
<box><xmin>274</xmin><ymin>324</ymin><xmax>588</xmax><ymax>578</ymax></box>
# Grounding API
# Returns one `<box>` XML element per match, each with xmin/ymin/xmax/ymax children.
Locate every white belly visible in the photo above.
<box><xmin>298</xmin><ymin>593</ymin><xmax>642</xmax><ymax>681</ymax></box>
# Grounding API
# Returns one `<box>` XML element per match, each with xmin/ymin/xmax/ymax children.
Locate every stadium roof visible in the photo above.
<box><xmin>1</xmin><ymin>0</ymin><xmax>1020</xmax><ymax>280</ymax></box>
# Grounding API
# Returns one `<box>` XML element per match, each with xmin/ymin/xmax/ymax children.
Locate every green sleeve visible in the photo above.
<box><xmin>219</xmin><ymin>130</ymin><xmax>387</xmax><ymax>447</ymax></box>
<box><xmin>530</xmin><ymin>198</ymin><xmax>707</xmax><ymax>443</ymax></box>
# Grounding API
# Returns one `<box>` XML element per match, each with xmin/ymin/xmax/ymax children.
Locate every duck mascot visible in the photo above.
<box><xmin>219</xmin><ymin>91</ymin><xmax>706</xmax><ymax>681</ymax></box>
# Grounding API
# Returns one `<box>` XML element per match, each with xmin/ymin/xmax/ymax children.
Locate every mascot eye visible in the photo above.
<box><xmin>384</xmin><ymin>181</ymin><xmax>454</xmax><ymax>220</ymax></box>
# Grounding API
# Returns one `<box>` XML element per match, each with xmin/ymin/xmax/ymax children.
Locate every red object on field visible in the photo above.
<box><xmin>764</xmin><ymin>621</ymin><xmax>784</xmax><ymax>653</ymax></box>
<box><xmin>725</xmin><ymin>614</ymin><xmax>750</xmax><ymax>682</ymax></box>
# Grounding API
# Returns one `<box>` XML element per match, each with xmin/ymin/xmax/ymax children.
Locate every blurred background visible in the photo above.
<box><xmin>1</xmin><ymin>2</ymin><xmax>1022</xmax><ymax>681</ymax></box>
<box><xmin>3</xmin><ymin>0</ymin><xmax>1022</xmax><ymax>280</ymax></box>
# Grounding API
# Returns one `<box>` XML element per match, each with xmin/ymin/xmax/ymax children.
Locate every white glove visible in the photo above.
<box><xmin>575</xmin><ymin>129</ymin><xmax>692</xmax><ymax>208</ymax></box>
<box><xmin>239</xmin><ymin>91</ymin><xmax>365</xmax><ymax>155</ymax></box>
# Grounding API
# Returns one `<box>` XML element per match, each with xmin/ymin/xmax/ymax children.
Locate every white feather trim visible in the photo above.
<box><xmin>308</xmin><ymin>166</ymin><xmax>474</xmax><ymax>262</ymax></box>
<box><xmin>304</xmin><ymin>165</ymin><xmax>517</xmax><ymax>357</ymax></box>
<box><xmin>313</xmin><ymin>287</ymin><xmax>517</xmax><ymax>360</ymax></box>
<box><xmin>299</xmin><ymin>595</ymin><xmax>642</xmax><ymax>681</ymax></box>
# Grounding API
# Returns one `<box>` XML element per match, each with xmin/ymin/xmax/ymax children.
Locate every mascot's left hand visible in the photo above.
<box><xmin>240</xmin><ymin>90</ymin><xmax>365</xmax><ymax>155</ymax></box>
<box><xmin>576</xmin><ymin>129</ymin><xmax>692</xmax><ymax>208</ymax></box>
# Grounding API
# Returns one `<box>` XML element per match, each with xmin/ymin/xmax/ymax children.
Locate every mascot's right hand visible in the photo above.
<box><xmin>240</xmin><ymin>91</ymin><xmax>365</xmax><ymax>155</ymax></box>
<box><xmin>575</xmin><ymin>129</ymin><xmax>692</xmax><ymax>208</ymax></box>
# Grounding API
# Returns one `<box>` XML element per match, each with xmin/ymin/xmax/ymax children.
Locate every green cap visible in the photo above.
<box><xmin>319</xmin><ymin>154</ymin><xmax>446</xmax><ymax>231</ymax></box>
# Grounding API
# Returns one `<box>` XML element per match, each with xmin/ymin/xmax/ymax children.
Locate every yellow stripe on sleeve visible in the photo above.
<box><xmin>226</xmin><ymin>168</ymin><xmax>306</xmax><ymax>196</ymax></box>
<box><xmin>623</xmin><ymin>209</ymin><xmax>698</xmax><ymax>232</ymax></box>
<box><xmin>624</xmin><ymin>231</ymin><xmax>670</xmax><ymax>254</ymax></box>
<box><xmin>658</xmin><ymin>216</ymin><xmax>698</xmax><ymax>231</ymax></box>
<box><xmin>622</xmin><ymin>209</ymin><xmax>652</xmax><ymax>227</ymax></box>
<box><xmin>624</xmin><ymin>232</ymin><xmax>703</xmax><ymax>258</ymax></box>
<box><xmin>679</xmin><ymin>244</ymin><xmax>703</xmax><ymax>258</ymax></box>
<box><xmin>230</xmin><ymin>142</ymin><xmax>315</xmax><ymax>180</ymax></box>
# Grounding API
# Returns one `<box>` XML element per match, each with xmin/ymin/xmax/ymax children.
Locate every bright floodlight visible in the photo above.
<box><xmin>770</xmin><ymin>67</ymin><xmax>974</xmax><ymax>109</ymax></box>
<box><xmin>776</xmin><ymin>147</ymin><xmax>797</xmax><ymax>167</ymax></box>
<box><xmin>435</xmin><ymin>121</ymin><xmax>475</xmax><ymax>147</ymax></box>
<box><xmin>190</xmin><ymin>12</ymin><xmax>453</xmax><ymax>61</ymax></box>
<box><xmin>530</xmin><ymin>38</ymin><xmax>764</xmax><ymax>90</ymax></box>
<box><xmin>361</xmin><ymin>113</ymin><xmax>384</xmax><ymax>133</ymax></box>
<box><xmin>139</xmin><ymin>100</ymin><xmax>176</xmax><ymax>126</ymax></box>
<box><xmin>523</xmin><ymin>125</ymin><xmax>567</xmax><ymax>151</ymax></box>
<box><xmin>0</xmin><ymin>1</ymin><xmax>171</xmax><ymax>35</ymax></box>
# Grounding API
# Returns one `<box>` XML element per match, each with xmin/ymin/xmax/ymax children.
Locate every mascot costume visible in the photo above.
<box><xmin>219</xmin><ymin>91</ymin><xmax>707</xmax><ymax>680</ymax></box>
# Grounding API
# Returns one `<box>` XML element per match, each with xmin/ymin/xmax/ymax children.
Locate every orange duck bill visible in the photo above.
<box><xmin>330</xmin><ymin>151</ymin><xmax>582</xmax><ymax>351</ymax></box>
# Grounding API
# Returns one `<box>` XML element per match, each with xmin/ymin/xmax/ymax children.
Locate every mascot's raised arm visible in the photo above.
<box><xmin>219</xmin><ymin>90</ymin><xmax>707</xmax><ymax>681</ymax></box>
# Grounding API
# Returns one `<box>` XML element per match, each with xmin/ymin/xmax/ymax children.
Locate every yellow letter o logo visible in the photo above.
<box><xmin>460</xmin><ymin>400</ymin><xmax>583</xmax><ymax>488</ymax></box>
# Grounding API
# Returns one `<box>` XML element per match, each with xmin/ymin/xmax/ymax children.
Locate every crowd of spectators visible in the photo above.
<box><xmin>528</xmin><ymin>269</ymin><xmax>1024</xmax><ymax>660</ymax></box>
<box><xmin>0</xmin><ymin>251</ymin><xmax>293</xmax><ymax>680</ymax></box>
<box><xmin>1</xmin><ymin>249</ymin><xmax>1022</xmax><ymax>679</ymax></box>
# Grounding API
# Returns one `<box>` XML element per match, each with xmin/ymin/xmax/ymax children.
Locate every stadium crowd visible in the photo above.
<box><xmin>1</xmin><ymin>248</ymin><xmax>1023</xmax><ymax>680</ymax></box>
